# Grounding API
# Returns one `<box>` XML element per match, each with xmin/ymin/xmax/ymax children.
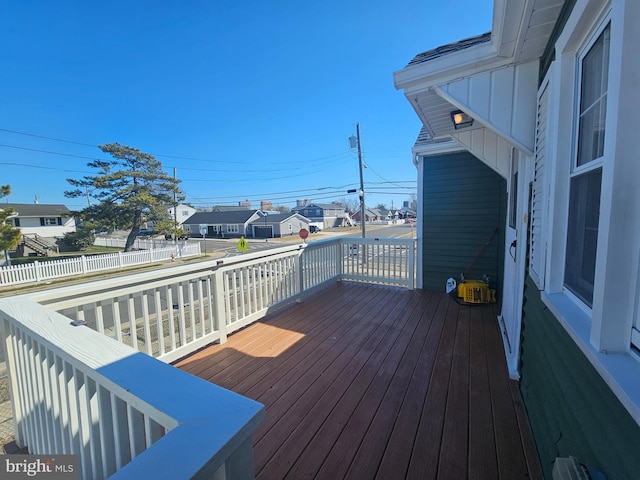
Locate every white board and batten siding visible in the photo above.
<box><xmin>452</xmin><ymin>128</ymin><xmax>512</xmax><ymax>179</ymax></box>
<box><xmin>435</xmin><ymin>60</ymin><xmax>539</xmax><ymax>156</ymax></box>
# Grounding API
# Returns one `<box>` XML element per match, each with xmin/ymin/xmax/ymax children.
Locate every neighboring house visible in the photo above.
<box><xmin>292</xmin><ymin>203</ymin><xmax>348</xmax><ymax>228</ymax></box>
<box><xmin>211</xmin><ymin>205</ymin><xmax>252</xmax><ymax>212</ymax></box>
<box><xmin>3</xmin><ymin>203</ymin><xmax>76</xmax><ymax>238</ymax></box>
<box><xmin>250</xmin><ymin>213</ymin><xmax>310</xmax><ymax>239</ymax></box>
<box><xmin>397</xmin><ymin>207</ymin><xmax>416</xmax><ymax>220</ymax></box>
<box><xmin>182</xmin><ymin>210</ymin><xmax>262</xmax><ymax>238</ymax></box>
<box><xmin>166</xmin><ymin>204</ymin><xmax>197</xmax><ymax>226</ymax></box>
<box><xmin>351</xmin><ymin>207</ymin><xmax>395</xmax><ymax>223</ymax></box>
<box><xmin>3</xmin><ymin>203</ymin><xmax>76</xmax><ymax>257</ymax></box>
<box><xmin>352</xmin><ymin>208</ymin><xmax>402</xmax><ymax>223</ymax></box>
<box><xmin>394</xmin><ymin>1</ymin><xmax>640</xmax><ymax>478</ymax></box>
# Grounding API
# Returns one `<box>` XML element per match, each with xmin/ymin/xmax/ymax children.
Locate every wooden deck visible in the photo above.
<box><xmin>175</xmin><ymin>282</ymin><xmax>542</xmax><ymax>480</ymax></box>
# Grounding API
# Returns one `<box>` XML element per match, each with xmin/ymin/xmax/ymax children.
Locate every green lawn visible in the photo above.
<box><xmin>10</xmin><ymin>245</ymin><xmax>122</xmax><ymax>265</ymax></box>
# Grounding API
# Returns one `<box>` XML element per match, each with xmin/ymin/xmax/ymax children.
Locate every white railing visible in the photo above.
<box><xmin>0</xmin><ymin>243</ymin><xmax>201</xmax><ymax>287</ymax></box>
<box><xmin>0</xmin><ymin>299</ymin><xmax>264</xmax><ymax>480</ymax></box>
<box><xmin>0</xmin><ymin>237</ymin><xmax>414</xmax><ymax>478</ymax></box>
<box><xmin>21</xmin><ymin>238</ymin><xmax>414</xmax><ymax>361</ymax></box>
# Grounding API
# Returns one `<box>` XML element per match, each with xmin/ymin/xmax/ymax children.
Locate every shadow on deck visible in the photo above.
<box><xmin>175</xmin><ymin>282</ymin><xmax>542</xmax><ymax>480</ymax></box>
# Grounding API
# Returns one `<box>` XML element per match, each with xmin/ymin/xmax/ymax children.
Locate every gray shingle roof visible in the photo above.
<box><xmin>292</xmin><ymin>203</ymin><xmax>344</xmax><ymax>211</ymax></box>
<box><xmin>406</xmin><ymin>32</ymin><xmax>491</xmax><ymax>67</ymax></box>
<box><xmin>260</xmin><ymin>213</ymin><xmax>296</xmax><ymax>222</ymax></box>
<box><xmin>183</xmin><ymin>210</ymin><xmax>259</xmax><ymax>224</ymax></box>
<box><xmin>2</xmin><ymin>203</ymin><xmax>71</xmax><ymax>216</ymax></box>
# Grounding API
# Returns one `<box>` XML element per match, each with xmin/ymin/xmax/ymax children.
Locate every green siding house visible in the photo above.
<box><xmin>394</xmin><ymin>0</ymin><xmax>640</xmax><ymax>478</ymax></box>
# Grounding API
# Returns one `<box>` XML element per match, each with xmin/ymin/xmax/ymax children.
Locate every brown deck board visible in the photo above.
<box><xmin>257</xmin><ymin>287</ymin><xmax>415</xmax><ymax>479</ymax></box>
<box><xmin>344</xmin><ymin>290</ymin><xmax>439</xmax><ymax>480</ymax></box>
<box><xmin>174</xmin><ymin>282</ymin><xmax>541</xmax><ymax>480</ymax></box>
<box><xmin>482</xmin><ymin>304</ymin><xmax>531</xmax><ymax>479</ymax></box>
<box><xmin>468</xmin><ymin>302</ymin><xmax>499</xmax><ymax>480</ymax></box>
<box><xmin>296</xmin><ymin>287</ymin><xmax>433</xmax><ymax>479</ymax></box>
<box><xmin>437</xmin><ymin>299</ymin><xmax>470</xmax><ymax>479</ymax></box>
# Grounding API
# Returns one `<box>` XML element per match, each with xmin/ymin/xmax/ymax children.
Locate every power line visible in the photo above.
<box><xmin>0</xmin><ymin>144</ymin><xmax>104</xmax><ymax>161</ymax></box>
<box><xmin>0</xmin><ymin>128</ymin><xmax>95</xmax><ymax>147</ymax></box>
<box><xmin>188</xmin><ymin>183</ymin><xmax>359</xmax><ymax>201</ymax></box>
<box><xmin>0</xmin><ymin>127</ymin><xmax>358</xmax><ymax>167</ymax></box>
<box><xmin>0</xmin><ymin>127</ymin><xmax>250</xmax><ymax>165</ymax></box>
<box><xmin>0</xmin><ymin>161</ymin><xmax>93</xmax><ymax>174</ymax></box>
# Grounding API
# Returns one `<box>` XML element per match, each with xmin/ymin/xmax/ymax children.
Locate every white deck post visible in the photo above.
<box><xmin>408</xmin><ymin>240</ymin><xmax>416</xmax><ymax>290</ymax></box>
<box><xmin>213</xmin><ymin>269</ymin><xmax>228</xmax><ymax>343</ymax></box>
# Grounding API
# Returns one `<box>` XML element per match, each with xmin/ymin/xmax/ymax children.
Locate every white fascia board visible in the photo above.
<box><xmin>393</xmin><ymin>42</ymin><xmax>496</xmax><ymax>90</ymax></box>
<box><xmin>394</xmin><ymin>0</ymin><xmax>531</xmax><ymax>93</ymax></box>
<box><xmin>411</xmin><ymin>138</ymin><xmax>464</xmax><ymax>158</ymax></box>
<box><xmin>393</xmin><ymin>48</ymin><xmax>513</xmax><ymax>95</ymax></box>
<box><xmin>491</xmin><ymin>0</ymin><xmax>509</xmax><ymax>50</ymax></box>
<box><xmin>493</xmin><ymin>0</ymin><xmax>531</xmax><ymax>60</ymax></box>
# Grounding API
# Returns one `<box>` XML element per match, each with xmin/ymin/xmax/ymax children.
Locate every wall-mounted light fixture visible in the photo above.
<box><xmin>450</xmin><ymin>110</ymin><xmax>474</xmax><ymax>130</ymax></box>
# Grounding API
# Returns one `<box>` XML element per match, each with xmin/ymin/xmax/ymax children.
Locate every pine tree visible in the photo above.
<box><xmin>65</xmin><ymin>143</ymin><xmax>183</xmax><ymax>252</ymax></box>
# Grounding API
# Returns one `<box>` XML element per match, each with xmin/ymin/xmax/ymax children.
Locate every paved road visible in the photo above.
<box><xmin>188</xmin><ymin>223</ymin><xmax>415</xmax><ymax>257</ymax></box>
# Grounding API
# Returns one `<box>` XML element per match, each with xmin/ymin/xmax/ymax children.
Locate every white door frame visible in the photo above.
<box><xmin>499</xmin><ymin>148</ymin><xmax>529</xmax><ymax>379</ymax></box>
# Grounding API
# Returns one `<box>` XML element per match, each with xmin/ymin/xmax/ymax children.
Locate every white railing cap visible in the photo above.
<box><xmin>0</xmin><ymin>298</ymin><xmax>265</xmax><ymax>479</ymax></box>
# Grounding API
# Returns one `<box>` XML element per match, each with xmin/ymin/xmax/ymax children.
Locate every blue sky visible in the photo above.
<box><xmin>0</xmin><ymin>0</ymin><xmax>493</xmax><ymax>211</ymax></box>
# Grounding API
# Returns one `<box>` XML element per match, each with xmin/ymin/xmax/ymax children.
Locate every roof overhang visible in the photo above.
<box><xmin>394</xmin><ymin>0</ymin><xmax>565</xmax><ymax>159</ymax></box>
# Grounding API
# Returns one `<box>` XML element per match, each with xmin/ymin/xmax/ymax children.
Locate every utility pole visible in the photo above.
<box><xmin>349</xmin><ymin>123</ymin><xmax>366</xmax><ymax>239</ymax></box>
<box><xmin>173</xmin><ymin>167</ymin><xmax>178</xmax><ymax>241</ymax></box>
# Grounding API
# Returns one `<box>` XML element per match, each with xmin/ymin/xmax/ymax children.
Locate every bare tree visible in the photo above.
<box><xmin>340</xmin><ymin>197</ymin><xmax>359</xmax><ymax>215</ymax></box>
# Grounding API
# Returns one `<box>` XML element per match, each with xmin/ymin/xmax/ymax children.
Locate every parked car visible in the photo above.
<box><xmin>165</xmin><ymin>232</ymin><xmax>190</xmax><ymax>240</ymax></box>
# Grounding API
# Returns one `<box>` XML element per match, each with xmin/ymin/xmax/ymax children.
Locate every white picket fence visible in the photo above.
<box><xmin>93</xmin><ymin>236</ymin><xmax>174</xmax><ymax>250</ymax></box>
<box><xmin>0</xmin><ymin>243</ymin><xmax>201</xmax><ymax>287</ymax></box>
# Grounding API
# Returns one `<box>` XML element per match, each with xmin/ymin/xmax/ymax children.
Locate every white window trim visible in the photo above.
<box><xmin>540</xmin><ymin>0</ymin><xmax>640</xmax><ymax>426</ymax></box>
<box><xmin>545</xmin><ymin>5</ymin><xmax>612</xmax><ymax>316</ymax></box>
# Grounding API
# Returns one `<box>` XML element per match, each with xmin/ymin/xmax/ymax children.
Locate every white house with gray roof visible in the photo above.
<box><xmin>250</xmin><ymin>213</ymin><xmax>310</xmax><ymax>239</ymax></box>
<box><xmin>3</xmin><ymin>203</ymin><xmax>76</xmax><ymax>238</ymax></box>
<box><xmin>182</xmin><ymin>210</ymin><xmax>262</xmax><ymax>238</ymax></box>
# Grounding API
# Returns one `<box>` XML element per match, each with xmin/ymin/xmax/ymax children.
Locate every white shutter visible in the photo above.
<box><xmin>529</xmin><ymin>81</ymin><xmax>549</xmax><ymax>289</ymax></box>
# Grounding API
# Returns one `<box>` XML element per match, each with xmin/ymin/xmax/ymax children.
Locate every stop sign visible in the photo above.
<box><xmin>299</xmin><ymin>228</ymin><xmax>309</xmax><ymax>240</ymax></box>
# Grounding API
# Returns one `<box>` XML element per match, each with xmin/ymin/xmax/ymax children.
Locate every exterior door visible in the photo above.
<box><xmin>500</xmin><ymin>148</ymin><xmax>527</xmax><ymax>379</ymax></box>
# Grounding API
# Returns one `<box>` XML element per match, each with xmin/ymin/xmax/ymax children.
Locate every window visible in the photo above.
<box><xmin>564</xmin><ymin>23</ymin><xmax>610</xmax><ymax>308</ymax></box>
<box><xmin>41</xmin><ymin>217</ymin><xmax>58</xmax><ymax>226</ymax></box>
<box><xmin>181</xmin><ymin>210</ymin><xmax>189</xmax><ymax>217</ymax></box>
<box><xmin>227</xmin><ymin>225</ymin><xmax>239</xmax><ymax>234</ymax></box>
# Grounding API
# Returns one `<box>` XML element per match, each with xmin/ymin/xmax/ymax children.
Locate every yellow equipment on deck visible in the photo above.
<box><xmin>456</xmin><ymin>279</ymin><xmax>496</xmax><ymax>304</ymax></box>
<box><xmin>445</xmin><ymin>228</ymin><xmax>499</xmax><ymax>305</ymax></box>
<box><xmin>446</xmin><ymin>276</ymin><xmax>496</xmax><ymax>305</ymax></box>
